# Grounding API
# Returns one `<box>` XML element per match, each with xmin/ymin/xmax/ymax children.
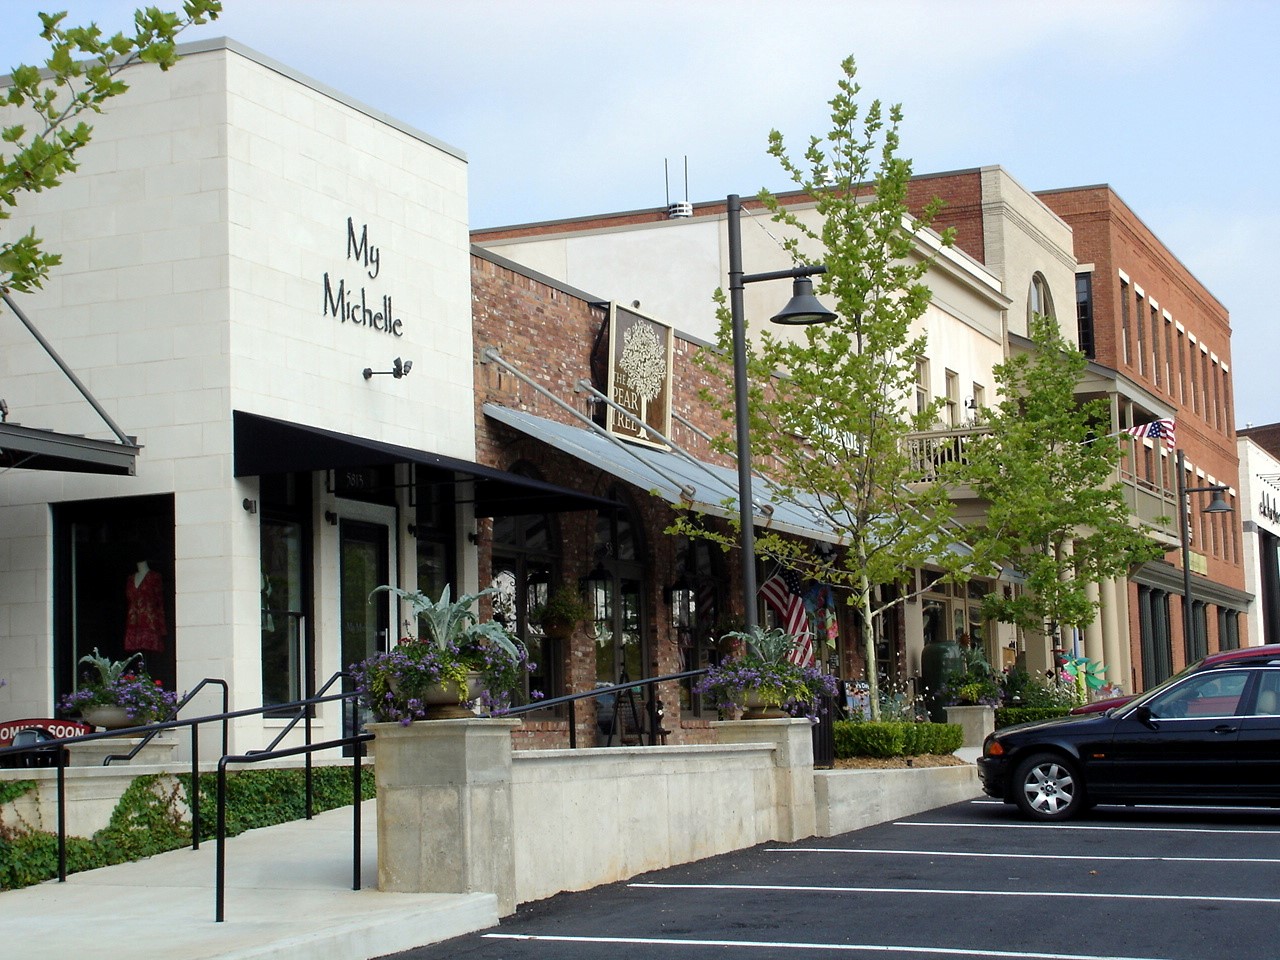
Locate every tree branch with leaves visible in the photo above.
<box><xmin>1</xmin><ymin>1</ymin><xmax>222</xmax><ymax>293</ymax></box>
<box><xmin>959</xmin><ymin>312</ymin><xmax>1163</xmax><ymax>649</ymax></box>
<box><xmin>677</xmin><ymin>56</ymin><xmax>965</xmax><ymax>718</ymax></box>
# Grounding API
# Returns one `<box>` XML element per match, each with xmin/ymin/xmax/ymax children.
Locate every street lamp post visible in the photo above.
<box><xmin>726</xmin><ymin>193</ymin><xmax>836</xmax><ymax>632</ymax></box>
<box><xmin>1175</xmin><ymin>447</ymin><xmax>1233</xmax><ymax>659</ymax></box>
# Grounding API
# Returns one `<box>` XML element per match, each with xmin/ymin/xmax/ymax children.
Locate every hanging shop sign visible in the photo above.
<box><xmin>605</xmin><ymin>303</ymin><xmax>673</xmax><ymax>448</ymax></box>
<box><xmin>321</xmin><ymin>217</ymin><xmax>404</xmax><ymax>337</ymax></box>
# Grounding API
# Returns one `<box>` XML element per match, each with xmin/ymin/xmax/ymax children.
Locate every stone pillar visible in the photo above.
<box><xmin>370</xmin><ymin>718</ymin><xmax>522</xmax><ymax>915</ymax></box>
<box><xmin>1083</xmin><ymin>580</ymin><xmax>1105</xmax><ymax>670</ymax></box>
<box><xmin>944</xmin><ymin>704</ymin><xmax>995</xmax><ymax>749</ymax></box>
<box><xmin>715</xmin><ymin>718</ymin><xmax>816</xmax><ymax>841</ymax></box>
<box><xmin>1100</xmin><ymin>577</ymin><xmax>1126</xmax><ymax>691</ymax></box>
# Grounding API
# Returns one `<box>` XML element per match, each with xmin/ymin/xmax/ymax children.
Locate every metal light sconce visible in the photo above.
<box><xmin>363</xmin><ymin>357</ymin><xmax>413</xmax><ymax>380</ymax></box>
<box><xmin>241</xmin><ymin>498</ymin><xmax>257</xmax><ymax>514</ymax></box>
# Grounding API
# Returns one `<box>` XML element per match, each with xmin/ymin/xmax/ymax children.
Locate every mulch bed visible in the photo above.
<box><xmin>829</xmin><ymin>754</ymin><xmax>970</xmax><ymax>770</ymax></box>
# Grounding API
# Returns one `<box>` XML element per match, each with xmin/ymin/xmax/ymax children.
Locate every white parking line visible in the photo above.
<box><xmin>484</xmin><ymin>932</ymin><xmax>1175</xmax><ymax>960</ymax></box>
<box><xmin>772</xmin><ymin>847</ymin><xmax>1280</xmax><ymax>864</ymax></box>
<box><xmin>630</xmin><ymin>881</ymin><xmax>1280</xmax><ymax>905</ymax></box>
<box><xmin>900</xmin><ymin>821</ymin><xmax>1280</xmax><ymax>836</ymax></box>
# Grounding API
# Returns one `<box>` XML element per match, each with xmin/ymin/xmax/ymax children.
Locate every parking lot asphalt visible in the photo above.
<box><xmin>391</xmin><ymin>797</ymin><xmax>1280</xmax><ymax>960</ymax></box>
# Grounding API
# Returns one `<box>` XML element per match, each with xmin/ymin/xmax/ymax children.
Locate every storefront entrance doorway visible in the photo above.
<box><xmin>338</xmin><ymin>505</ymin><xmax>394</xmax><ymax>737</ymax></box>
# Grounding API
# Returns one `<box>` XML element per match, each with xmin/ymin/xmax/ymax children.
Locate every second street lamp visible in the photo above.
<box><xmin>726</xmin><ymin>193</ymin><xmax>837</xmax><ymax>632</ymax></box>
<box><xmin>1175</xmin><ymin>447</ymin><xmax>1233</xmax><ymax>661</ymax></box>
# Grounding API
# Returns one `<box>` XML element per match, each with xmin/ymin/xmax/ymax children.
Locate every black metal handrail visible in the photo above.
<box><xmin>502</xmin><ymin>668</ymin><xmax>708</xmax><ymax>749</ymax></box>
<box><xmin>0</xmin><ymin>679</ymin><xmax>365</xmax><ymax>912</ymax></box>
<box><xmin>215</xmin><ymin>730</ymin><xmax>371</xmax><ymax>922</ymax></box>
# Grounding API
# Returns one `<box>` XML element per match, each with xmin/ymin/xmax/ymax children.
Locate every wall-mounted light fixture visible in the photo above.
<box><xmin>324</xmin><ymin>510</ymin><xmax>338</xmax><ymax>526</ymax></box>
<box><xmin>363</xmin><ymin>357</ymin><xmax>413</xmax><ymax>380</ymax></box>
<box><xmin>964</xmin><ymin>397</ymin><xmax>977</xmax><ymax>410</ymax></box>
<box><xmin>241</xmin><ymin>498</ymin><xmax>257</xmax><ymax>514</ymax></box>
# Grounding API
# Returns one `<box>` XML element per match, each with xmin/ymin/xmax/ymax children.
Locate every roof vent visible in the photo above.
<box><xmin>665</xmin><ymin>157</ymin><xmax>692</xmax><ymax>219</ymax></box>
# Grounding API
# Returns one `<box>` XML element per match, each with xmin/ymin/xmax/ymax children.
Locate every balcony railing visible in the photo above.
<box><xmin>905</xmin><ymin>424</ymin><xmax>991</xmax><ymax>482</ymax></box>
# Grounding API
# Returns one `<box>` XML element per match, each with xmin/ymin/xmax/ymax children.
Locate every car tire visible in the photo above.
<box><xmin>1012</xmin><ymin>752</ymin><xmax>1085</xmax><ymax>821</ymax></box>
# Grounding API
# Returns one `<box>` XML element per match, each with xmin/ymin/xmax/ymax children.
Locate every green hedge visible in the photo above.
<box><xmin>0</xmin><ymin>765</ymin><xmax>374</xmax><ymax>891</ymax></box>
<box><xmin>995</xmin><ymin>706</ymin><xmax>1072</xmax><ymax>729</ymax></box>
<box><xmin>833</xmin><ymin>720</ymin><xmax>963</xmax><ymax>758</ymax></box>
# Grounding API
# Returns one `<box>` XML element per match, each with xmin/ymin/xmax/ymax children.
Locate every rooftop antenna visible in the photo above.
<box><xmin>666</xmin><ymin>157</ymin><xmax>692</xmax><ymax>219</ymax></box>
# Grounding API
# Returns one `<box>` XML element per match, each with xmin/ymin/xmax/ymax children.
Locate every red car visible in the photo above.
<box><xmin>1070</xmin><ymin>644</ymin><xmax>1280</xmax><ymax>715</ymax></box>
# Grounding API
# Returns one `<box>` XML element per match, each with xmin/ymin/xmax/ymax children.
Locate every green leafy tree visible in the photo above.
<box><xmin>680</xmin><ymin>57</ymin><xmax>965</xmax><ymax>718</ymax></box>
<box><xmin>1</xmin><ymin>2</ymin><xmax>222</xmax><ymax>293</ymax></box>
<box><xmin>960</xmin><ymin>312</ymin><xmax>1163</xmax><ymax>647</ymax></box>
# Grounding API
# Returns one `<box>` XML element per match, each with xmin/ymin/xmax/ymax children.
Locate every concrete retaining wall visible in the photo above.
<box><xmin>511</xmin><ymin>742</ymin><xmax>780</xmax><ymax>904</ymax></box>
<box><xmin>814</xmin><ymin>764</ymin><xmax>981</xmax><ymax>835</ymax></box>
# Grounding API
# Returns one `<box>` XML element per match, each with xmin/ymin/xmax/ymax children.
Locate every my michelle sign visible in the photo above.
<box><xmin>606</xmin><ymin>303</ymin><xmax>673</xmax><ymax>448</ymax></box>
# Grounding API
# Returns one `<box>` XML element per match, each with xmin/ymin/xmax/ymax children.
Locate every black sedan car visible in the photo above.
<box><xmin>978</xmin><ymin>653</ymin><xmax>1280</xmax><ymax>820</ymax></box>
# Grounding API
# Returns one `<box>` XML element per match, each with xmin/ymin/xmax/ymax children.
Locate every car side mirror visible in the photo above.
<box><xmin>1133</xmin><ymin>704</ymin><xmax>1155</xmax><ymax>728</ymax></box>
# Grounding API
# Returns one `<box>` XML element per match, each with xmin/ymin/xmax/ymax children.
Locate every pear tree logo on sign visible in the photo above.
<box><xmin>606</xmin><ymin>303</ymin><xmax>673</xmax><ymax>448</ymax></box>
<box><xmin>321</xmin><ymin>218</ymin><xmax>403</xmax><ymax>337</ymax></box>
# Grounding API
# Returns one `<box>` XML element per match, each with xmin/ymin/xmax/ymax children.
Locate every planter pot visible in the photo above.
<box><xmin>81</xmin><ymin>704</ymin><xmax>134</xmax><ymax>730</ymax></box>
<box><xmin>419</xmin><ymin>671</ymin><xmax>486</xmax><ymax>719</ymax></box>
<box><xmin>741</xmin><ymin>689</ymin><xmax>788</xmax><ymax>721</ymax></box>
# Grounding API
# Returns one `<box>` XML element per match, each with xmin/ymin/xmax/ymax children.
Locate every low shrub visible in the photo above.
<box><xmin>995</xmin><ymin>706</ymin><xmax>1072</xmax><ymax>729</ymax></box>
<box><xmin>833</xmin><ymin>720</ymin><xmax>962</xmax><ymax>758</ymax></box>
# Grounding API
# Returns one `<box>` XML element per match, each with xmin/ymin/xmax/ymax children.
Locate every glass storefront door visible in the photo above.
<box><xmin>340</xmin><ymin>515</ymin><xmax>391</xmax><ymax>735</ymax></box>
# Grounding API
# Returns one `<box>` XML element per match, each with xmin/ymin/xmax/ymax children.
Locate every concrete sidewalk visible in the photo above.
<box><xmin>0</xmin><ymin>803</ymin><xmax>498</xmax><ymax>960</ymax></box>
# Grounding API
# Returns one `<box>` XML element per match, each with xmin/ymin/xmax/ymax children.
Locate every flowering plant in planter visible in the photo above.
<box><xmin>938</xmin><ymin>646</ymin><xmax>1002</xmax><ymax>707</ymax></box>
<box><xmin>694</xmin><ymin>626</ymin><xmax>838</xmax><ymax>718</ymax></box>
<box><xmin>58</xmin><ymin>648</ymin><xmax>178</xmax><ymax>725</ymax></box>
<box><xmin>350</xmin><ymin>585</ymin><xmax>536</xmax><ymax>724</ymax></box>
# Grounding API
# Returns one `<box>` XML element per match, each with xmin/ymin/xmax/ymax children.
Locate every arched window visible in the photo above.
<box><xmin>490</xmin><ymin>463</ymin><xmax>561</xmax><ymax>702</ymax></box>
<box><xmin>1028</xmin><ymin>273</ymin><xmax>1055</xmax><ymax>323</ymax></box>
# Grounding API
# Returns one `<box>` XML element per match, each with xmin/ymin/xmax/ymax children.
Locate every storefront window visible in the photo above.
<box><xmin>671</xmin><ymin>537</ymin><xmax>722</xmax><ymax>717</ymax></box>
<box><xmin>260</xmin><ymin>473</ymin><xmax>312</xmax><ymax>711</ymax></box>
<box><xmin>54</xmin><ymin>494</ymin><xmax>177</xmax><ymax>702</ymax></box>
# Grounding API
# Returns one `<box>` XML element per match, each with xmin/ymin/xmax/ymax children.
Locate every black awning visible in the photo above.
<box><xmin>0</xmin><ymin>423</ymin><xmax>139</xmax><ymax>475</ymax></box>
<box><xmin>232</xmin><ymin>410</ymin><xmax>616</xmax><ymax>517</ymax></box>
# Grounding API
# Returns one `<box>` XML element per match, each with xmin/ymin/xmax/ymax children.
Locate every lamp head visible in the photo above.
<box><xmin>769</xmin><ymin>276</ymin><xmax>838</xmax><ymax>326</ymax></box>
<box><xmin>1204</xmin><ymin>488</ymin><xmax>1233</xmax><ymax>514</ymax></box>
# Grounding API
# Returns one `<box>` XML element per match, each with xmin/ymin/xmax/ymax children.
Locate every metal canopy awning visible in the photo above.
<box><xmin>483</xmin><ymin>402</ymin><xmax>843</xmax><ymax>542</ymax></box>
<box><xmin>232</xmin><ymin>410</ymin><xmax>618</xmax><ymax>517</ymax></box>
<box><xmin>0</xmin><ymin>422</ymin><xmax>140</xmax><ymax>475</ymax></box>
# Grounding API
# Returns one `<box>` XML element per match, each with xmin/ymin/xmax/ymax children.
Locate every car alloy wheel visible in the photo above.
<box><xmin>1013</xmin><ymin>752</ymin><xmax>1084</xmax><ymax>821</ymax></box>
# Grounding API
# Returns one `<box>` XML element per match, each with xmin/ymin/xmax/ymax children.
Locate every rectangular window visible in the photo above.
<box><xmin>54</xmin><ymin>494</ymin><xmax>178</xmax><ymax>707</ymax></box>
<box><xmin>1200</xmin><ymin>349</ymin><xmax>1211</xmax><ymax>420</ymax></box>
<box><xmin>1188</xmin><ymin>339</ymin><xmax>1199</xmax><ymax>413</ymax></box>
<box><xmin>1177</xmin><ymin>330</ymin><xmax>1187</xmax><ymax>405</ymax></box>
<box><xmin>1135</xmin><ymin>292</ymin><xmax>1146</xmax><ymax>376</ymax></box>
<box><xmin>971</xmin><ymin>382</ymin><xmax>986</xmax><ymax>417</ymax></box>
<box><xmin>915</xmin><ymin>358</ymin><xmax>930</xmax><ymax>417</ymax></box>
<box><xmin>944</xmin><ymin>369</ymin><xmax>959</xmax><ymax>427</ymax></box>
<box><xmin>1164</xmin><ymin>316</ymin><xmax>1174</xmax><ymax>397</ymax></box>
<box><xmin>1222</xmin><ymin>369</ymin><xmax>1233</xmax><ymax>431</ymax></box>
<box><xmin>1212</xmin><ymin>360</ymin><xmax>1223</xmax><ymax>430</ymax></box>
<box><xmin>1075</xmin><ymin>273</ymin><xmax>1095</xmax><ymax>358</ymax></box>
<box><xmin>1120</xmin><ymin>279</ymin><xmax>1131</xmax><ymax>365</ymax></box>
<box><xmin>1150</xmin><ymin>304</ymin><xmax>1161</xmax><ymax>388</ymax></box>
<box><xmin>260</xmin><ymin>472</ymin><xmax>313</xmax><ymax>712</ymax></box>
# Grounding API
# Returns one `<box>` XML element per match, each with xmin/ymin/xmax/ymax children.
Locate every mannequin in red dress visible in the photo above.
<box><xmin>124</xmin><ymin>560</ymin><xmax>167</xmax><ymax>652</ymax></box>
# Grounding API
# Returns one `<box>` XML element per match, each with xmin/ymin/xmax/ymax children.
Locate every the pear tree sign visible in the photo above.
<box><xmin>606</xmin><ymin>303</ymin><xmax>673</xmax><ymax>448</ymax></box>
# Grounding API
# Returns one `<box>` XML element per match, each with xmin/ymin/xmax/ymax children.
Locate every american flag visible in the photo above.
<box><xmin>760</xmin><ymin>570</ymin><xmax>813</xmax><ymax>666</ymax></box>
<box><xmin>1120</xmin><ymin>418</ymin><xmax>1175</xmax><ymax>450</ymax></box>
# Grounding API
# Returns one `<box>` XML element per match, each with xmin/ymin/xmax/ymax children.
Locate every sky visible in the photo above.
<box><xmin>2</xmin><ymin>0</ymin><xmax>1276</xmax><ymax>427</ymax></box>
